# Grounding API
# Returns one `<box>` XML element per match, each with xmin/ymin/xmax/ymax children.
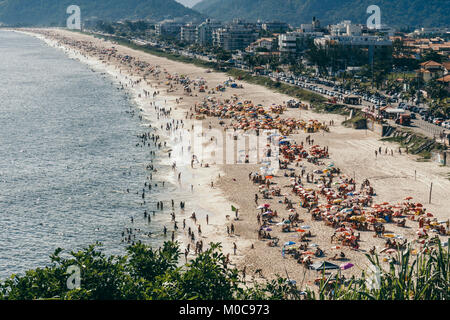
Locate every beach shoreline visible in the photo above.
<box><xmin>15</xmin><ymin>28</ymin><xmax>247</xmax><ymax>269</ymax></box>
<box><xmin>13</xmin><ymin>28</ymin><xmax>450</xmax><ymax>290</ymax></box>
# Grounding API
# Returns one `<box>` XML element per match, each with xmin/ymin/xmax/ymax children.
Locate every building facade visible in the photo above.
<box><xmin>314</xmin><ymin>35</ymin><xmax>392</xmax><ymax>47</ymax></box>
<box><xmin>180</xmin><ymin>24</ymin><xmax>198</xmax><ymax>43</ymax></box>
<box><xmin>156</xmin><ymin>21</ymin><xmax>183</xmax><ymax>38</ymax></box>
<box><xmin>262</xmin><ymin>22</ymin><xmax>289</xmax><ymax>33</ymax></box>
<box><xmin>213</xmin><ymin>20</ymin><xmax>258</xmax><ymax>51</ymax></box>
<box><xmin>196</xmin><ymin>19</ymin><xmax>222</xmax><ymax>45</ymax></box>
<box><xmin>278</xmin><ymin>31</ymin><xmax>323</xmax><ymax>54</ymax></box>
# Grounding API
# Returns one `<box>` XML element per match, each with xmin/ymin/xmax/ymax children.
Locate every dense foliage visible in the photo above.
<box><xmin>0</xmin><ymin>0</ymin><xmax>203</xmax><ymax>26</ymax></box>
<box><xmin>308</xmin><ymin>239</ymin><xmax>449</xmax><ymax>300</ymax></box>
<box><xmin>0</xmin><ymin>242</ymin><xmax>299</xmax><ymax>300</ymax></box>
<box><xmin>193</xmin><ymin>0</ymin><xmax>450</xmax><ymax>27</ymax></box>
<box><xmin>0</xmin><ymin>239</ymin><xmax>447</xmax><ymax>300</ymax></box>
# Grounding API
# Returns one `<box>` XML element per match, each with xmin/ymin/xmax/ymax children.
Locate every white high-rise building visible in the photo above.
<box><xmin>213</xmin><ymin>20</ymin><xmax>258</xmax><ymax>51</ymax></box>
<box><xmin>278</xmin><ymin>31</ymin><xmax>323</xmax><ymax>54</ymax></box>
<box><xmin>196</xmin><ymin>19</ymin><xmax>222</xmax><ymax>45</ymax></box>
<box><xmin>330</xmin><ymin>21</ymin><xmax>362</xmax><ymax>36</ymax></box>
<box><xmin>181</xmin><ymin>24</ymin><xmax>198</xmax><ymax>43</ymax></box>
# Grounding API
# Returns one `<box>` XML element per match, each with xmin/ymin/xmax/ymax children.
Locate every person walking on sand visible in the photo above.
<box><xmin>233</xmin><ymin>242</ymin><xmax>237</xmax><ymax>255</ymax></box>
<box><xmin>206</xmin><ymin>214</ymin><xmax>209</xmax><ymax>225</ymax></box>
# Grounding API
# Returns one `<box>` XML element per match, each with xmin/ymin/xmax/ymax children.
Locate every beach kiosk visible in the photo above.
<box><xmin>343</xmin><ymin>95</ymin><xmax>361</xmax><ymax>105</ymax></box>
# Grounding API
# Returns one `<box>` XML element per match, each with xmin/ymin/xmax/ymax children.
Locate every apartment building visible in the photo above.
<box><xmin>213</xmin><ymin>20</ymin><xmax>258</xmax><ymax>51</ymax></box>
<box><xmin>314</xmin><ymin>35</ymin><xmax>392</xmax><ymax>47</ymax></box>
<box><xmin>180</xmin><ymin>24</ymin><xmax>198</xmax><ymax>43</ymax></box>
<box><xmin>261</xmin><ymin>22</ymin><xmax>289</xmax><ymax>33</ymax></box>
<box><xmin>155</xmin><ymin>21</ymin><xmax>183</xmax><ymax>38</ymax></box>
<box><xmin>196</xmin><ymin>19</ymin><xmax>222</xmax><ymax>45</ymax></box>
<box><xmin>329</xmin><ymin>20</ymin><xmax>362</xmax><ymax>36</ymax></box>
<box><xmin>278</xmin><ymin>31</ymin><xmax>323</xmax><ymax>54</ymax></box>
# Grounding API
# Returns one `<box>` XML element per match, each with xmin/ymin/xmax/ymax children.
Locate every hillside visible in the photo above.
<box><xmin>193</xmin><ymin>0</ymin><xmax>450</xmax><ymax>27</ymax></box>
<box><xmin>0</xmin><ymin>0</ymin><xmax>203</xmax><ymax>26</ymax></box>
<box><xmin>176</xmin><ymin>0</ymin><xmax>203</xmax><ymax>7</ymax></box>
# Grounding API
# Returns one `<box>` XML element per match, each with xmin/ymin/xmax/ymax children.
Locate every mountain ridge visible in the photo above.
<box><xmin>193</xmin><ymin>0</ymin><xmax>450</xmax><ymax>28</ymax></box>
<box><xmin>0</xmin><ymin>0</ymin><xmax>203</xmax><ymax>26</ymax></box>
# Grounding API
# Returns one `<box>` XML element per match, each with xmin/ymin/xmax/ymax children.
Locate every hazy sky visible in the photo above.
<box><xmin>176</xmin><ymin>0</ymin><xmax>203</xmax><ymax>8</ymax></box>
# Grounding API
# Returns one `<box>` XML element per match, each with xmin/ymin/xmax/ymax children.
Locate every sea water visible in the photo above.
<box><xmin>0</xmin><ymin>30</ymin><xmax>179</xmax><ymax>279</ymax></box>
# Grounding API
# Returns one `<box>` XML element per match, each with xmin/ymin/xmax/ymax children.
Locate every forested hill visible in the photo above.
<box><xmin>193</xmin><ymin>0</ymin><xmax>449</xmax><ymax>27</ymax></box>
<box><xmin>0</xmin><ymin>0</ymin><xmax>203</xmax><ymax>26</ymax></box>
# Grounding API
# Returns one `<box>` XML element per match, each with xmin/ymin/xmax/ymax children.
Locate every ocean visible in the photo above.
<box><xmin>0</xmin><ymin>30</ymin><xmax>177</xmax><ymax>279</ymax></box>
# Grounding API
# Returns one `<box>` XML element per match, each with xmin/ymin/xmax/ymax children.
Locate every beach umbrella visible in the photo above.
<box><xmin>263</xmin><ymin>203</ymin><xmax>270</xmax><ymax>208</ymax></box>
<box><xmin>301</xmin><ymin>225</ymin><xmax>311</xmax><ymax>229</ymax></box>
<box><xmin>340</xmin><ymin>263</ymin><xmax>354</xmax><ymax>270</ymax></box>
<box><xmin>331</xmin><ymin>246</ymin><xmax>341</xmax><ymax>249</ymax></box>
<box><xmin>404</xmin><ymin>196</ymin><xmax>413</xmax><ymax>201</ymax></box>
<box><xmin>296</xmin><ymin>229</ymin><xmax>306</xmax><ymax>233</ymax></box>
<box><xmin>284</xmin><ymin>241</ymin><xmax>296</xmax><ymax>246</ymax></box>
<box><xmin>416</xmin><ymin>229</ymin><xmax>427</xmax><ymax>236</ymax></box>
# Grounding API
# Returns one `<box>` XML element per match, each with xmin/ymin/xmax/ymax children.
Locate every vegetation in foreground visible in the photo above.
<box><xmin>0</xmin><ymin>239</ymin><xmax>448</xmax><ymax>300</ymax></box>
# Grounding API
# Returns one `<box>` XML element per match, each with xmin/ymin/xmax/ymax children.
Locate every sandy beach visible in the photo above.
<box><xmin>16</xmin><ymin>28</ymin><xmax>450</xmax><ymax>290</ymax></box>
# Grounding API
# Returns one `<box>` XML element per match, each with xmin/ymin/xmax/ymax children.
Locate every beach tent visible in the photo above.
<box><xmin>309</xmin><ymin>261</ymin><xmax>340</xmax><ymax>271</ymax></box>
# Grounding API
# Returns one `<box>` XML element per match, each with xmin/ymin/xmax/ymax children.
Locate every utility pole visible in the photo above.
<box><xmin>429</xmin><ymin>182</ymin><xmax>433</xmax><ymax>204</ymax></box>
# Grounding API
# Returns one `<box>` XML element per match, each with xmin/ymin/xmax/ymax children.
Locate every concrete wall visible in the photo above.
<box><xmin>431</xmin><ymin>151</ymin><xmax>449</xmax><ymax>166</ymax></box>
<box><xmin>366</xmin><ymin>119</ymin><xmax>388</xmax><ymax>136</ymax></box>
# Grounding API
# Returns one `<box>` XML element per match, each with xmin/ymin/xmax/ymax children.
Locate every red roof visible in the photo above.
<box><xmin>437</xmin><ymin>75</ymin><xmax>450</xmax><ymax>83</ymax></box>
<box><xmin>420</xmin><ymin>60</ymin><xmax>443</xmax><ymax>68</ymax></box>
